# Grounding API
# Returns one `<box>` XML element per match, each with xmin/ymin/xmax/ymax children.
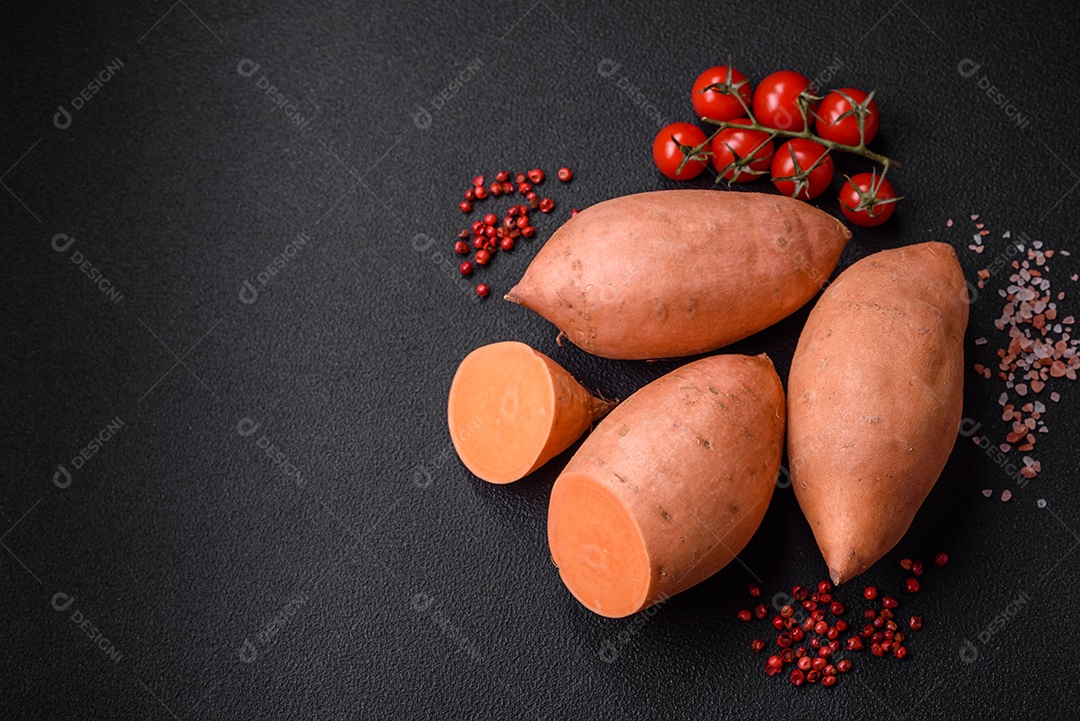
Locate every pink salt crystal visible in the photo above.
<box><xmin>947</xmin><ymin>219</ymin><xmax>954</xmax><ymax>227</ymax></box>
<box><xmin>971</xmin><ymin>214</ymin><xmax>980</xmax><ymax>220</ymax></box>
<box><xmin>982</xmin><ymin>489</ymin><xmax>993</xmax><ymax>497</ymax></box>
<box><xmin>1001</xmin><ymin>489</ymin><xmax>1013</xmax><ymax>502</ymax></box>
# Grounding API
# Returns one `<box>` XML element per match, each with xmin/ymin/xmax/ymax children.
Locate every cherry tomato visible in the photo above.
<box><xmin>710</xmin><ymin>119</ymin><xmax>774</xmax><ymax>182</ymax></box>
<box><xmin>691</xmin><ymin>64</ymin><xmax>752</xmax><ymax>122</ymax></box>
<box><xmin>652</xmin><ymin>122</ymin><xmax>709</xmax><ymax>180</ymax></box>
<box><xmin>839</xmin><ymin>171</ymin><xmax>899</xmax><ymax>226</ymax></box>
<box><xmin>771</xmin><ymin>138</ymin><xmax>834</xmax><ymax>200</ymax></box>
<box><xmin>752</xmin><ymin>70</ymin><xmax>816</xmax><ymax>131</ymax></box>
<box><xmin>815</xmin><ymin>88</ymin><xmax>880</xmax><ymax>146</ymax></box>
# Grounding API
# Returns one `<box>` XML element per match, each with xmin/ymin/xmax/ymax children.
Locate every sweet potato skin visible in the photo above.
<box><xmin>787</xmin><ymin>242</ymin><xmax>969</xmax><ymax>584</ymax></box>
<box><xmin>548</xmin><ymin>354</ymin><xmax>785</xmax><ymax>617</ymax></box>
<box><xmin>506</xmin><ymin>190</ymin><xmax>851</xmax><ymax>360</ymax></box>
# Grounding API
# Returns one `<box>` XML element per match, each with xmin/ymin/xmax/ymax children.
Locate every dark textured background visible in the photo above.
<box><xmin>5</xmin><ymin>1</ymin><xmax>1080</xmax><ymax>718</ymax></box>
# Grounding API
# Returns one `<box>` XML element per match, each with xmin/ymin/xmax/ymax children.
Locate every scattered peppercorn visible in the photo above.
<box><xmin>558</xmin><ymin>166</ymin><xmax>573</xmax><ymax>182</ymax></box>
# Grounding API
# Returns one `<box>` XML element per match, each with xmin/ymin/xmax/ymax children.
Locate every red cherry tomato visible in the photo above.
<box><xmin>691</xmin><ymin>65</ymin><xmax>752</xmax><ymax>122</ymax></box>
<box><xmin>753</xmin><ymin>70</ymin><xmax>817</xmax><ymax>131</ymax></box>
<box><xmin>839</xmin><ymin>171</ymin><xmax>899</xmax><ymax>226</ymax></box>
<box><xmin>815</xmin><ymin>88</ymin><xmax>881</xmax><ymax>146</ymax></box>
<box><xmin>652</xmin><ymin>122</ymin><xmax>709</xmax><ymax>180</ymax></box>
<box><xmin>710</xmin><ymin>119</ymin><xmax>774</xmax><ymax>182</ymax></box>
<box><xmin>771</xmin><ymin>138</ymin><xmax>834</xmax><ymax>200</ymax></box>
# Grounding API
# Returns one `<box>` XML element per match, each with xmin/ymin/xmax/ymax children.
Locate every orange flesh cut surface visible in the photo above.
<box><xmin>447</xmin><ymin>342</ymin><xmax>557</xmax><ymax>484</ymax></box>
<box><xmin>548</xmin><ymin>472</ymin><xmax>650</xmax><ymax>618</ymax></box>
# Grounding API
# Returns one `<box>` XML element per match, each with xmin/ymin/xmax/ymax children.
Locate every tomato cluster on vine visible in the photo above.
<box><xmin>652</xmin><ymin>63</ymin><xmax>901</xmax><ymax>228</ymax></box>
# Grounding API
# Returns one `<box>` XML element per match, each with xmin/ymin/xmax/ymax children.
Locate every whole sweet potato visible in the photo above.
<box><xmin>548</xmin><ymin>353</ymin><xmax>785</xmax><ymax>617</ymax></box>
<box><xmin>787</xmin><ymin>242</ymin><xmax>969</xmax><ymax>584</ymax></box>
<box><xmin>506</xmin><ymin>190</ymin><xmax>851</xmax><ymax>359</ymax></box>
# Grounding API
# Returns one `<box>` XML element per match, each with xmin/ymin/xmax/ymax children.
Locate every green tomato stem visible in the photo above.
<box><xmin>702</xmin><ymin>116</ymin><xmax>902</xmax><ymax>171</ymax></box>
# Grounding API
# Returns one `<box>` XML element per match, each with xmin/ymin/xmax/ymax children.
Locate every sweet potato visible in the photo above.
<box><xmin>787</xmin><ymin>242</ymin><xmax>969</xmax><ymax>584</ymax></box>
<box><xmin>448</xmin><ymin>341</ymin><xmax>615</xmax><ymax>484</ymax></box>
<box><xmin>548</xmin><ymin>354</ymin><xmax>785</xmax><ymax>617</ymax></box>
<box><xmin>505</xmin><ymin>190</ymin><xmax>851</xmax><ymax>360</ymax></box>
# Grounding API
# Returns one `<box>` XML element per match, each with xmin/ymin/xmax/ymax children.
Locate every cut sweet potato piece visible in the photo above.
<box><xmin>548</xmin><ymin>354</ymin><xmax>785</xmax><ymax>617</ymax></box>
<box><xmin>448</xmin><ymin>341</ymin><xmax>614</xmax><ymax>484</ymax></box>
